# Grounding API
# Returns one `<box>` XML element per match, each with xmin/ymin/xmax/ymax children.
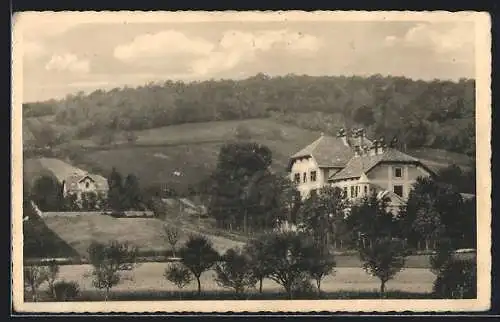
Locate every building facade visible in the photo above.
<box><xmin>288</xmin><ymin>129</ymin><xmax>435</xmax><ymax>212</ymax></box>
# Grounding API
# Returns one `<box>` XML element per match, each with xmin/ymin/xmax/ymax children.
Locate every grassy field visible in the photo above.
<box><xmin>51</xmin><ymin>118</ymin><xmax>472</xmax><ymax>193</ymax></box>
<box><xmin>32</xmin><ymin>263</ymin><xmax>436</xmax><ymax>300</ymax></box>
<box><xmin>41</xmin><ymin>213</ymin><xmax>244</xmax><ymax>258</ymax></box>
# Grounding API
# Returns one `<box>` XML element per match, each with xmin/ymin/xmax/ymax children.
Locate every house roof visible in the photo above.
<box><xmin>329</xmin><ymin>148</ymin><xmax>425</xmax><ymax>182</ymax></box>
<box><xmin>288</xmin><ymin>134</ymin><xmax>356</xmax><ymax>170</ymax></box>
<box><xmin>64</xmin><ymin>174</ymin><xmax>109</xmax><ymax>191</ymax></box>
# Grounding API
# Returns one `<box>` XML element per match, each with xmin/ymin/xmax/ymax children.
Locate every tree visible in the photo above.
<box><xmin>244</xmin><ymin>238</ymin><xmax>273</xmax><ymax>293</ymax></box>
<box><xmin>87</xmin><ymin>240</ymin><xmax>138</xmax><ymax>301</ymax></box>
<box><xmin>214</xmin><ymin>247</ymin><xmax>257</xmax><ymax>297</ymax></box>
<box><xmin>308</xmin><ymin>248</ymin><xmax>336</xmax><ymax>296</ymax></box>
<box><xmin>107</xmin><ymin>168</ymin><xmax>124</xmax><ymax>211</ymax></box>
<box><xmin>31</xmin><ymin>175</ymin><xmax>63</xmax><ymax>211</ymax></box>
<box><xmin>164</xmin><ymin>225</ymin><xmax>180</xmax><ymax>257</ymax></box>
<box><xmin>24</xmin><ymin>265</ymin><xmax>49</xmax><ymax>302</ymax></box>
<box><xmin>208</xmin><ymin>142</ymin><xmax>273</xmax><ymax>231</ymax></box>
<box><xmin>164</xmin><ymin>263</ymin><xmax>193</xmax><ymax>298</ymax></box>
<box><xmin>123</xmin><ymin>174</ymin><xmax>142</xmax><ymax>210</ymax></box>
<box><xmin>63</xmin><ymin>193</ymin><xmax>79</xmax><ymax>211</ymax></box>
<box><xmin>46</xmin><ymin>260</ymin><xmax>60</xmax><ymax>299</ymax></box>
<box><xmin>34</xmin><ymin>124</ymin><xmax>59</xmax><ymax>149</ymax></box>
<box><xmin>352</xmin><ymin>105</ymin><xmax>375</xmax><ymax>126</ymax></box>
<box><xmin>257</xmin><ymin>230</ymin><xmax>322</xmax><ymax>299</ymax></box>
<box><xmin>345</xmin><ymin>192</ymin><xmax>396</xmax><ymax>247</ymax></box>
<box><xmin>298</xmin><ymin>186</ymin><xmax>349</xmax><ymax>248</ymax></box>
<box><xmin>359</xmin><ymin>237</ymin><xmax>408</xmax><ymax>296</ymax></box>
<box><xmin>433</xmin><ymin>258</ymin><xmax>476</xmax><ymax>299</ymax></box>
<box><xmin>178</xmin><ymin>235</ymin><xmax>219</xmax><ymax>295</ymax></box>
<box><xmin>403</xmin><ymin>176</ymin><xmax>467</xmax><ymax>250</ymax></box>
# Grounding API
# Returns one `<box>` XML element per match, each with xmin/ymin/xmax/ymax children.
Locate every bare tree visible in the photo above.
<box><xmin>164</xmin><ymin>225</ymin><xmax>180</xmax><ymax>257</ymax></box>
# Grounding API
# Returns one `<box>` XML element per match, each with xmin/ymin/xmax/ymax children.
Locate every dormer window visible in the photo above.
<box><xmin>394</xmin><ymin>167</ymin><xmax>403</xmax><ymax>178</ymax></box>
<box><xmin>85</xmin><ymin>182</ymin><xmax>90</xmax><ymax>189</ymax></box>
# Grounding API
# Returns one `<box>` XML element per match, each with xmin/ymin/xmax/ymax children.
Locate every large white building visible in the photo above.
<box><xmin>287</xmin><ymin>129</ymin><xmax>435</xmax><ymax>211</ymax></box>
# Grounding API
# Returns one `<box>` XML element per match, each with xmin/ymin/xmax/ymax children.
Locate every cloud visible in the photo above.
<box><xmin>402</xmin><ymin>23</ymin><xmax>474</xmax><ymax>54</ymax></box>
<box><xmin>113</xmin><ymin>30</ymin><xmax>215</xmax><ymax>63</ymax></box>
<box><xmin>45</xmin><ymin>53</ymin><xmax>90</xmax><ymax>74</ymax></box>
<box><xmin>191</xmin><ymin>29</ymin><xmax>322</xmax><ymax>76</ymax></box>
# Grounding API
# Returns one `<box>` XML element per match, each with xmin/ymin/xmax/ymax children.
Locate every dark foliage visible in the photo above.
<box><xmin>26</xmin><ymin>74</ymin><xmax>474</xmax><ymax>156</ymax></box>
<box><xmin>433</xmin><ymin>258</ymin><xmax>477</xmax><ymax>299</ymax></box>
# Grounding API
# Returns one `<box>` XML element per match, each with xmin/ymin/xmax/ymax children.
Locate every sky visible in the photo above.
<box><xmin>17</xmin><ymin>12</ymin><xmax>476</xmax><ymax>103</ymax></box>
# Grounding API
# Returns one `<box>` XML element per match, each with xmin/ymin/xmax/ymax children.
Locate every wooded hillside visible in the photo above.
<box><xmin>23</xmin><ymin>74</ymin><xmax>475</xmax><ymax>156</ymax></box>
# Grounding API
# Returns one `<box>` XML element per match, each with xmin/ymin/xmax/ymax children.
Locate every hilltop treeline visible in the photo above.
<box><xmin>23</xmin><ymin>74</ymin><xmax>475</xmax><ymax>156</ymax></box>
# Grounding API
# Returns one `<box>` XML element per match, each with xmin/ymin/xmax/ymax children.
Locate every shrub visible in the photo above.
<box><xmin>433</xmin><ymin>258</ymin><xmax>476</xmax><ymax>299</ymax></box>
<box><xmin>53</xmin><ymin>281</ymin><xmax>80</xmax><ymax>301</ymax></box>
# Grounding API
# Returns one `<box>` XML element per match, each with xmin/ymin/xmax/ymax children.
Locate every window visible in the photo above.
<box><xmin>394</xmin><ymin>167</ymin><xmax>403</xmax><ymax>178</ymax></box>
<box><xmin>343</xmin><ymin>187</ymin><xmax>348</xmax><ymax>197</ymax></box>
<box><xmin>350</xmin><ymin>186</ymin><xmax>355</xmax><ymax>198</ymax></box>
<box><xmin>85</xmin><ymin>182</ymin><xmax>90</xmax><ymax>189</ymax></box>
<box><xmin>303</xmin><ymin>172</ymin><xmax>307</xmax><ymax>183</ymax></box>
<box><xmin>364</xmin><ymin>186</ymin><xmax>368</xmax><ymax>195</ymax></box>
<box><xmin>393</xmin><ymin>185</ymin><xmax>403</xmax><ymax>197</ymax></box>
<box><xmin>294</xmin><ymin>173</ymin><xmax>300</xmax><ymax>184</ymax></box>
<box><xmin>310</xmin><ymin>171</ymin><xmax>317</xmax><ymax>182</ymax></box>
<box><xmin>310</xmin><ymin>189</ymin><xmax>318</xmax><ymax>198</ymax></box>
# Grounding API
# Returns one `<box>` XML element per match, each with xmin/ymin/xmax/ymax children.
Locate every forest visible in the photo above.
<box><xmin>23</xmin><ymin>73</ymin><xmax>475</xmax><ymax>157</ymax></box>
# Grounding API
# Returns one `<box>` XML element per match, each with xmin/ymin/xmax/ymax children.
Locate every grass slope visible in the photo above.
<box><xmin>61</xmin><ymin>118</ymin><xmax>472</xmax><ymax>193</ymax></box>
<box><xmin>41</xmin><ymin>213</ymin><xmax>244</xmax><ymax>258</ymax></box>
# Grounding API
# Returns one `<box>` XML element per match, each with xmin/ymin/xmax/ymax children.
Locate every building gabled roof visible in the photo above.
<box><xmin>64</xmin><ymin>174</ymin><xmax>109</xmax><ymax>191</ymax></box>
<box><xmin>287</xmin><ymin>134</ymin><xmax>355</xmax><ymax>170</ymax></box>
<box><xmin>329</xmin><ymin>148</ymin><xmax>428</xmax><ymax>182</ymax></box>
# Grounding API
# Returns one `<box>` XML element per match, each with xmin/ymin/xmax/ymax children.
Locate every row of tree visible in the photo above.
<box><xmin>24</xmin><ymin>228</ymin><xmax>476</xmax><ymax>302</ymax></box>
<box><xmin>23</xmin><ymin>74</ymin><xmax>475</xmax><ymax>156</ymax></box>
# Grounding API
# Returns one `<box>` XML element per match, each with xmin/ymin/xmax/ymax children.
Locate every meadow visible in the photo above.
<box><xmin>52</xmin><ymin>118</ymin><xmax>472</xmax><ymax>194</ymax></box>
<box><xmin>41</xmin><ymin>213</ymin><xmax>244</xmax><ymax>258</ymax></box>
<box><xmin>33</xmin><ymin>262</ymin><xmax>436</xmax><ymax>301</ymax></box>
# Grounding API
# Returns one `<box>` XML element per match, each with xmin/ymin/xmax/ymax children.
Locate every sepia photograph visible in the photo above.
<box><xmin>11</xmin><ymin>11</ymin><xmax>491</xmax><ymax>313</ymax></box>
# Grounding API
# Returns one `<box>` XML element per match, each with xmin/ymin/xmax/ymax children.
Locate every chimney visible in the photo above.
<box><xmin>354</xmin><ymin>146</ymin><xmax>360</xmax><ymax>157</ymax></box>
<box><xmin>378</xmin><ymin>137</ymin><xmax>386</xmax><ymax>155</ymax></box>
<box><xmin>337</xmin><ymin>128</ymin><xmax>349</xmax><ymax>147</ymax></box>
<box><xmin>359</xmin><ymin>128</ymin><xmax>365</xmax><ymax>153</ymax></box>
<box><xmin>370</xmin><ymin>140</ymin><xmax>378</xmax><ymax>156</ymax></box>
